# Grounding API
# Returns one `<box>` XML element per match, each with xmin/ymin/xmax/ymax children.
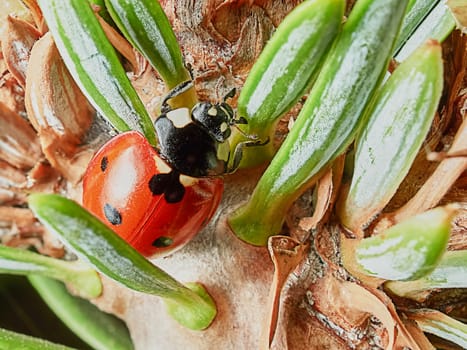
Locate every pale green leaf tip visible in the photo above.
<box><xmin>356</xmin><ymin>205</ymin><xmax>458</xmax><ymax>281</ymax></box>
<box><xmin>69</xmin><ymin>268</ymin><xmax>102</xmax><ymax>299</ymax></box>
<box><xmin>164</xmin><ymin>282</ymin><xmax>217</xmax><ymax>331</ymax></box>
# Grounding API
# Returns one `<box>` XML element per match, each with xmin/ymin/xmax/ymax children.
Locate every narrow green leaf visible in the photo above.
<box><xmin>233</xmin><ymin>0</ymin><xmax>345</xmax><ymax>167</ymax></box>
<box><xmin>385</xmin><ymin>250</ymin><xmax>467</xmax><ymax>299</ymax></box>
<box><xmin>408</xmin><ymin>309</ymin><xmax>467</xmax><ymax>349</ymax></box>
<box><xmin>229</xmin><ymin>0</ymin><xmax>409</xmax><ymax>245</ymax></box>
<box><xmin>396</xmin><ymin>0</ymin><xmax>456</xmax><ymax>61</ymax></box>
<box><xmin>356</xmin><ymin>206</ymin><xmax>455</xmax><ymax>281</ymax></box>
<box><xmin>28</xmin><ymin>193</ymin><xmax>216</xmax><ymax>330</ymax></box>
<box><xmin>37</xmin><ymin>0</ymin><xmax>157</xmax><ymax>145</ymax></box>
<box><xmin>104</xmin><ymin>0</ymin><xmax>190</xmax><ymax>89</ymax></box>
<box><xmin>394</xmin><ymin>0</ymin><xmax>441</xmax><ymax>55</ymax></box>
<box><xmin>29</xmin><ymin>275</ymin><xmax>133</xmax><ymax>350</ymax></box>
<box><xmin>0</xmin><ymin>327</ymin><xmax>75</xmax><ymax>350</ymax></box>
<box><xmin>339</xmin><ymin>40</ymin><xmax>443</xmax><ymax>232</ymax></box>
<box><xmin>0</xmin><ymin>245</ymin><xmax>101</xmax><ymax>299</ymax></box>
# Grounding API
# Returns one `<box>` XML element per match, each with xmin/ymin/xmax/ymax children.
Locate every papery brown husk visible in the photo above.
<box><xmin>0</xmin><ymin>1</ymin><xmax>466</xmax><ymax>349</ymax></box>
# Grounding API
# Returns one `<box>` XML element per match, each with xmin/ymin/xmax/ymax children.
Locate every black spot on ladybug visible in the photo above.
<box><xmin>104</xmin><ymin>203</ymin><xmax>122</xmax><ymax>225</ymax></box>
<box><xmin>100</xmin><ymin>156</ymin><xmax>108</xmax><ymax>172</ymax></box>
<box><xmin>148</xmin><ymin>171</ymin><xmax>185</xmax><ymax>203</ymax></box>
<box><xmin>148</xmin><ymin>173</ymin><xmax>168</xmax><ymax>195</ymax></box>
<box><xmin>152</xmin><ymin>236</ymin><xmax>173</xmax><ymax>248</ymax></box>
<box><xmin>165</xmin><ymin>181</ymin><xmax>185</xmax><ymax>203</ymax></box>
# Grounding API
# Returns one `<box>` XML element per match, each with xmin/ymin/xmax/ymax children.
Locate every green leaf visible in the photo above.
<box><xmin>229</xmin><ymin>0</ymin><xmax>409</xmax><ymax>245</ymax></box>
<box><xmin>356</xmin><ymin>206</ymin><xmax>456</xmax><ymax>281</ymax></box>
<box><xmin>29</xmin><ymin>275</ymin><xmax>133</xmax><ymax>350</ymax></box>
<box><xmin>338</xmin><ymin>40</ymin><xmax>443</xmax><ymax>232</ymax></box>
<box><xmin>28</xmin><ymin>193</ymin><xmax>216</xmax><ymax>330</ymax></box>
<box><xmin>38</xmin><ymin>0</ymin><xmax>157</xmax><ymax>145</ymax></box>
<box><xmin>385</xmin><ymin>250</ymin><xmax>467</xmax><ymax>299</ymax></box>
<box><xmin>408</xmin><ymin>309</ymin><xmax>467</xmax><ymax>349</ymax></box>
<box><xmin>396</xmin><ymin>0</ymin><xmax>456</xmax><ymax>61</ymax></box>
<box><xmin>394</xmin><ymin>0</ymin><xmax>441</xmax><ymax>55</ymax></box>
<box><xmin>104</xmin><ymin>0</ymin><xmax>190</xmax><ymax>89</ymax></box>
<box><xmin>233</xmin><ymin>0</ymin><xmax>345</xmax><ymax>167</ymax></box>
<box><xmin>0</xmin><ymin>327</ymin><xmax>75</xmax><ymax>350</ymax></box>
<box><xmin>0</xmin><ymin>245</ymin><xmax>101</xmax><ymax>299</ymax></box>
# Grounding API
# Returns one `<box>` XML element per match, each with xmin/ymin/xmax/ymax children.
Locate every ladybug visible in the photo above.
<box><xmin>83</xmin><ymin>131</ymin><xmax>223</xmax><ymax>257</ymax></box>
<box><xmin>83</xmin><ymin>80</ymin><xmax>266</xmax><ymax>257</ymax></box>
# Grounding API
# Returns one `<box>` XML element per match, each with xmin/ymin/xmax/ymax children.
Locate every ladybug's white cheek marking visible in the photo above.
<box><xmin>154</xmin><ymin>156</ymin><xmax>172</xmax><ymax>174</ymax></box>
<box><xmin>220</xmin><ymin>122</ymin><xmax>228</xmax><ymax>133</ymax></box>
<box><xmin>166</xmin><ymin>107</ymin><xmax>192</xmax><ymax>128</ymax></box>
<box><xmin>216</xmin><ymin>142</ymin><xmax>230</xmax><ymax>162</ymax></box>
<box><xmin>180</xmin><ymin>174</ymin><xmax>199</xmax><ymax>187</ymax></box>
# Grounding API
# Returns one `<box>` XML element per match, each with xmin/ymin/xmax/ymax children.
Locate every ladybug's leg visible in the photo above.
<box><xmin>161</xmin><ymin>80</ymin><xmax>194</xmax><ymax>114</ymax></box>
<box><xmin>223</xmin><ymin>88</ymin><xmax>236</xmax><ymax>102</ymax></box>
<box><xmin>225</xmin><ymin>137</ymin><xmax>270</xmax><ymax>174</ymax></box>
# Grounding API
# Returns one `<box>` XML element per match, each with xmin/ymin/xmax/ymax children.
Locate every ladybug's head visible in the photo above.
<box><xmin>192</xmin><ymin>88</ymin><xmax>240</xmax><ymax>143</ymax></box>
<box><xmin>192</xmin><ymin>101</ymin><xmax>234</xmax><ymax>143</ymax></box>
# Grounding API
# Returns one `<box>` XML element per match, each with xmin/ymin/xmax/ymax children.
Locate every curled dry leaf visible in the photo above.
<box><xmin>406</xmin><ymin>308</ymin><xmax>467</xmax><ymax>349</ymax></box>
<box><xmin>0</xmin><ymin>206</ymin><xmax>39</xmax><ymax>238</ymax></box>
<box><xmin>1</xmin><ymin>14</ymin><xmax>41</xmax><ymax>87</ymax></box>
<box><xmin>0</xmin><ymin>102</ymin><xmax>41</xmax><ymax>170</ymax></box>
<box><xmin>262</xmin><ymin>235</ymin><xmax>308</xmax><ymax>348</ymax></box>
<box><xmin>0</xmin><ymin>159</ymin><xmax>27</xmax><ymax>205</ymax></box>
<box><xmin>0</xmin><ymin>204</ymin><xmax>64</xmax><ymax>257</ymax></box>
<box><xmin>298</xmin><ymin>155</ymin><xmax>345</xmax><ymax>235</ymax></box>
<box><xmin>447</xmin><ymin>0</ymin><xmax>467</xmax><ymax>32</ymax></box>
<box><xmin>0</xmin><ymin>56</ymin><xmax>25</xmax><ymax>115</ymax></box>
<box><xmin>21</xmin><ymin>0</ymin><xmax>46</xmax><ymax>34</ymax></box>
<box><xmin>93</xmin><ymin>7</ymin><xmax>145</xmax><ymax>76</ymax></box>
<box><xmin>388</xmin><ymin>117</ymin><xmax>467</xmax><ymax>226</ymax></box>
<box><xmin>25</xmin><ymin>32</ymin><xmax>94</xmax><ymax>184</ymax></box>
<box><xmin>402</xmin><ymin>318</ymin><xmax>436</xmax><ymax>350</ymax></box>
<box><xmin>312</xmin><ymin>274</ymin><xmax>423</xmax><ymax>350</ymax></box>
<box><xmin>0</xmin><ymin>0</ymin><xmax>31</xmax><ymax>37</ymax></box>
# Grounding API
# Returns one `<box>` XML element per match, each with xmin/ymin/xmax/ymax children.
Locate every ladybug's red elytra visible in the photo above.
<box><xmin>83</xmin><ymin>131</ymin><xmax>223</xmax><ymax>257</ymax></box>
<box><xmin>83</xmin><ymin>81</ymin><xmax>268</xmax><ymax>257</ymax></box>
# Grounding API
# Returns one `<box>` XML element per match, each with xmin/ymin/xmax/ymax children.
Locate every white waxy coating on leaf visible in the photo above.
<box><xmin>350</xmin><ymin>71</ymin><xmax>434</xmax><ymax>210</ymax></box>
<box><xmin>341</xmin><ymin>41</ymin><xmax>442</xmax><ymax>230</ymax></box>
<box><xmin>245</xmin><ymin>19</ymin><xmax>322</xmax><ymax>118</ymax></box>
<box><xmin>0</xmin><ymin>259</ymin><xmax>42</xmax><ymax>272</ymax></box>
<box><xmin>417</xmin><ymin>316</ymin><xmax>467</xmax><ymax>349</ymax></box>
<box><xmin>40</xmin><ymin>0</ymin><xmax>146</xmax><ymax>134</ymax></box>
<box><xmin>357</xmin><ymin>235</ymin><xmax>429</xmax><ymax>280</ymax></box>
<box><xmin>271</xmin><ymin>29</ymin><xmax>376</xmax><ymax>192</ymax></box>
